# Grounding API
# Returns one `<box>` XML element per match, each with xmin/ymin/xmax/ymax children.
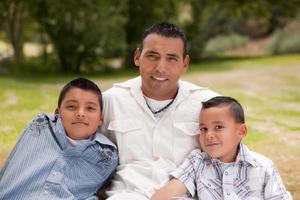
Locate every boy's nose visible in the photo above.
<box><xmin>76</xmin><ymin>109</ymin><xmax>85</xmax><ymax>117</ymax></box>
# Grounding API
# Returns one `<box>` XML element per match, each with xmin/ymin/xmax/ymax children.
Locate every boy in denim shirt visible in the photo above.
<box><xmin>151</xmin><ymin>96</ymin><xmax>292</xmax><ymax>200</ymax></box>
<box><xmin>0</xmin><ymin>78</ymin><xmax>118</xmax><ymax>200</ymax></box>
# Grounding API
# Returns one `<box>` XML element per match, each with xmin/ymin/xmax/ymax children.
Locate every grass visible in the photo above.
<box><xmin>1</xmin><ymin>54</ymin><xmax>300</xmax><ymax>199</ymax></box>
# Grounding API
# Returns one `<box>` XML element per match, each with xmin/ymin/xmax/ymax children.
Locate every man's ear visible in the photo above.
<box><xmin>54</xmin><ymin>108</ymin><xmax>59</xmax><ymax>115</ymax></box>
<box><xmin>238</xmin><ymin>123</ymin><xmax>248</xmax><ymax>139</ymax></box>
<box><xmin>183</xmin><ymin>54</ymin><xmax>190</xmax><ymax>72</ymax></box>
<box><xmin>134</xmin><ymin>48</ymin><xmax>141</xmax><ymax>67</ymax></box>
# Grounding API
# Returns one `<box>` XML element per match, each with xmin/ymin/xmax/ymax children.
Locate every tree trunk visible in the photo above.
<box><xmin>7</xmin><ymin>1</ymin><xmax>24</xmax><ymax>61</ymax></box>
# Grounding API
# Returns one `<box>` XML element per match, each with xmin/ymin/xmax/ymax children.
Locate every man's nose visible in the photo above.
<box><xmin>155</xmin><ymin>59</ymin><xmax>167</xmax><ymax>73</ymax></box>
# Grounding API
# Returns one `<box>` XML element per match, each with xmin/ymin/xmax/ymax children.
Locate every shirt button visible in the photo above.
<box><xmin>245</xmin><ymin>185</ymin><xmax>250</xmax><ymax>190</ymax></box>
<box><xmin>52</xmin><ymin>171</ymin><xmax>60</xmax><ymax>176</ymax></box>
<box><xmin>224</xmin><ymin>171</ymin><xmax>228</xmax><ymax>175</ymax></box>
<box><xmin>227</xmin><ymin>192</ymin><xmax>230</xmax><ymax>196</ymax></box>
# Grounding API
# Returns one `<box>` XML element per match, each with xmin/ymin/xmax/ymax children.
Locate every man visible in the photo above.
<box><xmin>101</xmin><ymin>22</ymin><xmax>218</xmax><ymax>200</ymax></box>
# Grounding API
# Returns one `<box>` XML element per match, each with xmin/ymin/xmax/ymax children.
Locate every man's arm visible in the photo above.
<box><xmin>150</xmin><ymin>179</ymin><xmax>188</xmax><ymax>200</ymax></box>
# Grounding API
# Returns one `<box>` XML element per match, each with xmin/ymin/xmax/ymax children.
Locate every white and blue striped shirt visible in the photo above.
<box><xmin>171</xmin><ymin>143</ymin><xmax>292</xmax><ymax>200</ymax></box>
<box><xmin>0</xmin><ymin>113</ymin><xmax>118</xmax><ymax>200</ymax></box>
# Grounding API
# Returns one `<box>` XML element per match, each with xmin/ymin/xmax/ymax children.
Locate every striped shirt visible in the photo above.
<box><xmin>171</xmin><ymin>143</ymin><xmax>292</xmax><ymax>200</ymax></box>
<box><xmin>0</xmin><ymin>113</ymin><xmax>118</xmax><ymax>200</ymax></box>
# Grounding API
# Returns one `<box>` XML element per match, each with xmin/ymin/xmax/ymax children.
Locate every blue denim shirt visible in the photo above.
<box><xmin>0</xmin><ymin>113</ymin><xmax>118</xmax><ymax>200</ymax></box>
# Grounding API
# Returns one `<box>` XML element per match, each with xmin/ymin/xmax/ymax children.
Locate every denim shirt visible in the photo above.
<box><xmin>0</xmin><ymin>113</ymin><xmax>118</xmax><ymax>200</ymax></box>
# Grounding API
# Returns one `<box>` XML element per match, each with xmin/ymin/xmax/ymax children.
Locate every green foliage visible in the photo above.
<box><xmin>270</xmin><ymin>17</ymin><xmax>300</xmax><ymax>54</ymax></box>
<box><xmin>27</xmin><ymin>0</ymin><xmax>127</xmax><ymax>73</ymax></box>
<box><xmin>123</xmin><ymin>0</ymin><xmax>179</xmax><ymax>67</ymax></box>
<box><xmin>203</xmin><ymin>34</ymin><xmax>249</xmax><ymax>56</ymax></box>
<box><xmin>185</xmin><ymin>0</ymin><xmax>300</xmax><ymax>60</ymax></box>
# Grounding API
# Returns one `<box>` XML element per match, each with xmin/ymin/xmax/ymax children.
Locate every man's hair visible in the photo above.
<box><xmin>57</xmin><ymin>77</ymin><xmax>103</xmax><ymax>110</ymax></box>
<box><xmin>140</xmin><ymin>22</ymin><xmax>188</xmax><ymax>56</ymax></box>
<box><xmin>202</xmin><ymin>96</ymin><xmax>245</xmax><ymax>123</ymax></box>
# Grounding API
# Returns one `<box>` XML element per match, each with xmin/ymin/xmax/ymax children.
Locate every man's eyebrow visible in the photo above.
<box><xmin>167</xmin><ymin>53</ymin><xmax>180</xmax><ymax>58</ymax></box>
<box><xmin>145</xmin><ymin>50</ymin><xmax>159</xmax><ymax>55</ymax></box>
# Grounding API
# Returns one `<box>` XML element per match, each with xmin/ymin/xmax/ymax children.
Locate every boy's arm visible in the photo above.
<box><xmin>264</xmin><ymin>166</ymin><xmax>292</xmax><ymax>200</ymax></box>
<box><xmin>150</xmin><ymin>179</ymin><xmax>188</xmax><ymax>200</ymax></box>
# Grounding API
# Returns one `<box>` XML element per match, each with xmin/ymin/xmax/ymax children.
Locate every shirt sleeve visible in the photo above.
<box><xmin>264</xmin><ymin>165</ymin><xmax>292</xmax><ymax>200</ymax></box>
<box><xmin>170</xmin><ymin>149</ymin><xmax>201</xmax><ymax>197</ymax></box>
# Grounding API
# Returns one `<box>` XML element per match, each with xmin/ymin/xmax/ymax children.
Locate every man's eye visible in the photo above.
<box><xmin>168</xmin><ymin>57</ymin><xmax>178</xmax><ymax>62</ymax></box>
<box><xmin>147</xmin><ymin>54</ymin><xmax>158</xmax><ymax>60</ymax></box>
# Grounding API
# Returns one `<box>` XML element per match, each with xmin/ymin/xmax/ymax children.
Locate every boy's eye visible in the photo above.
<box><xmin>66</xmin><ymin>105</ymin><xmax>76</xmax><ymax>110</ymax></box>
<box><xmin>199</xmin><ymin>127</ymin><xmax>207</xmax><ymax>134</ymax></box>
<box><xmin>215</xmin><ymin>125</ymin><xmax>224</xmax><ymax>130</ymax></box>
<box><xmin>87</xmin><ymin>107</ymin><xmax>96</xmax><ymax>111</ymax></box>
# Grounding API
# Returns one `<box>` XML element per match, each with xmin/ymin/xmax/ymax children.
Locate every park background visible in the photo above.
<box><xmin>0</xmin><ymin>0</ymin><xmax>299</xmax><ymax>199</ymax></box>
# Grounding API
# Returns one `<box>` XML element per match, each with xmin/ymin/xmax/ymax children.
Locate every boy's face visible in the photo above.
<box><xmin>56</xmin><ymin>88</ymin><xmax>102</xmax><ymax>140</ymax></box>
<box><xmin>199</xmin><ymin>105</ymin><xmax>247</xmax><ymax>163</ymax></box>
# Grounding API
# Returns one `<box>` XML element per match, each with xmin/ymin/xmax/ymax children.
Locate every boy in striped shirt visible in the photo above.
<box><xmin>0</xmin><ymin>78</ymin><xmax>118</xmax><ymax>200</ymax></box>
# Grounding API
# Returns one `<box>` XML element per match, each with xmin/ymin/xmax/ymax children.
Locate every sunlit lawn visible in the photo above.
<box><xmin>1</xmin><ymin>54</ymin><xmax>300</xmax><ymax>199</ymax></box>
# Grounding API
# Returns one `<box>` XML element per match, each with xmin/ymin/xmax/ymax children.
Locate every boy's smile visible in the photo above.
<box><xmin>57</xmin><ymin>88</ymin><xmax>102</xmax><ymax>140</ymax></box>
<box><xmin>199</xmin><ymin>105</ymin><xmax>247</xmax><ymax>163</ymax></box>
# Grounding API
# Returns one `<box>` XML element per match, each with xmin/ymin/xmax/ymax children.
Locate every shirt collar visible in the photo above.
<box><xmin>235</xmin><ymin>143</ymin><xmax>257</xmax><ymax>167</ymax></box>
<box><xmin>202</xmin><ymin>143</ymin><xmax>257</xmax><ymax>167</ymax></box>
<box><xmin>92</xmin><ymin>132</ymin><xmax>117</xmax><ymax>149</ymax></box>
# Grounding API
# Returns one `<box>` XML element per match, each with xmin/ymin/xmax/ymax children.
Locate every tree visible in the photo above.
<box><xmin>123</xmin><ymin>0</ymin><xmax>179</xmax><ymax>68</ymax></box>
<box><xmin>28</xmin><ymin>0</ymin><xmax>127</xmax><ymax>73</ymax></box>
<box><xmin>185</xmin><ymin>0</ymin><xmax>300</xmax><ymax>60</ymax></box>
<box><xmin>0</xmin><ymin>0</ymin><xmax>26</xmax><ymax>61</ymax></box>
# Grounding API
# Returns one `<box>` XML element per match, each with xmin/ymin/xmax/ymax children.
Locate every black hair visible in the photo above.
<box><xmin>140</xmin><ymin>22</ymin><xmax>188</xmax><ymax>56</ymax></box>
<box><xmin>202</xmin><ymin>96</ymin><xmax>245</xmax><ymax>123</ymax></box>
<box><xmin>57</xmin><ymin>78</ymin><xmax>102</xmax><ymax>110</ymax></box>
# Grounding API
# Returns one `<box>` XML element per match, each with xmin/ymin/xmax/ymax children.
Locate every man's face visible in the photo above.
<box><xmin>198</xmin><ymin>106</ymin><xmax>247</xmax><ymax>163</ymax></box>
<box><xmin>57</xmin><ymin>88</ymin><xmax>102</xmax><ymax>140</ymax></box>
<box><xmin>134</xmin><ymin>34</ymin><xmax>189</xmax><ymax>100</ymax></box>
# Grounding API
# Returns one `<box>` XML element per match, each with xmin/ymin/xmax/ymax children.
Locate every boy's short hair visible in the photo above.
<box><xmin>202</xmin><ymin>96</ymin><xmax>245</xmax><ymax>123</ymax></box>
<box><xmin>140</xmin><ymin>22</ymin><xmax>188</xmax><ymax>56</ymax></box>
<box><xmin>58</xmin><ymin>78</ymin><xmax>103</xmax><ymax>110</ymax></box>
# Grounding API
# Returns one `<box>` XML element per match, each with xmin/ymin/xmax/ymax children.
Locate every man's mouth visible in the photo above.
<box><xmin>152</xmin><ymin>76</ymin><xmax>167</xmax><ymax>81</ymax></box>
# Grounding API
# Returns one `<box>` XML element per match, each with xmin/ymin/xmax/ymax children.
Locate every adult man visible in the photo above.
<box><xmin>101</xmin><ymin>22</ymin><xmax>218</xmax><ymax>200</ymax></box>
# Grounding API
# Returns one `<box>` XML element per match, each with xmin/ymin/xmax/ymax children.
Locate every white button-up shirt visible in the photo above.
<box><xmin>101</xmin><ymin>77</ymin><xmax>218</xmax><ymax>198</ymax></box>
<box><xmin>171</xmin><ymin>143</ymin><xmax>292</xmax><ymax>200</ymax></box>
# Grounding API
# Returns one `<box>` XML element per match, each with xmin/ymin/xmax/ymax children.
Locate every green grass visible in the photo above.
<box><xmin>1</xmin><ymin>53</ymin><xmax>300</xmax><ymax>199</ymax></box>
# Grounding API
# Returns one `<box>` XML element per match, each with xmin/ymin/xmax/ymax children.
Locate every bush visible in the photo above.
<box><xmin>203</xmin><ymin>34</ymin><xmax>249</xmax><ymax>56</ymax></box>
<box><xmin>270</xmin><ymin>18</ymin><xmax>300</xmax><ymax>54</ymax></box>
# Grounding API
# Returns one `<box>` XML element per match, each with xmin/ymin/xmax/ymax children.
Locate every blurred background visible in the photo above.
<box><xmin>0</xmin><ymin>0</ymin><xmax>300</xmax><ymax>199</ymax></box>
<box><xmin>0</xmin><ymin>0</ymin><xmax>300</xmax><ymax>73</ymax></box>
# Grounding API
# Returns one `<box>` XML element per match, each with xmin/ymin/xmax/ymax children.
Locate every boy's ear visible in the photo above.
<box><xmin>54</xmin><ymin>108</ymin><xmax>59</xmax><ymax>115</ymax></box>
<box><xmin>238</xmin><ymin>123</ymin><xmax>248</xmax><ymax>139</ymax></box>
<box><xmin>98</xmin><ymin>119</ymin><xmax>103</xmax><ymax>127</ymax></box>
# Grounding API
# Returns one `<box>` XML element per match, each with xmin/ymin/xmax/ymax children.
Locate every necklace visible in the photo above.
<box><xmin>145</xmin><ymin>98</ymin><xmax>175</xmax><ymax>114</ymax></box>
